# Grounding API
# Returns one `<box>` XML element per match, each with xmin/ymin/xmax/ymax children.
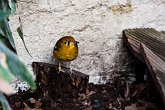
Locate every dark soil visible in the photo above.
<box><xmin>1</xmin><ymin>62</ymin><xmax>163</xmax><ymax>110</ymax></box>
<box><xmin>4</xmin><ymin>76</ymin><xmax>162</xmax><ymax>110</ymax></box>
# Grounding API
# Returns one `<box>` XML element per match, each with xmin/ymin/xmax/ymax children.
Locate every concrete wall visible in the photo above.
<box><xmin>10</xmin><ymin>0</ymin><xmax>165</xmax><ymax>84</ymax></box>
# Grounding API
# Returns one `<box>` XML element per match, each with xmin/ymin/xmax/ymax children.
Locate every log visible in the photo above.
<box><xmin>32</xmin><ymin>62</ymin><xmax>89</xmax><ymax>100</ymax></box>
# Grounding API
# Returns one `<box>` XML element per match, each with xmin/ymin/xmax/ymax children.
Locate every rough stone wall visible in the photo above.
<box><xmin>10</xmin><ymin>0</ymin><xmax>165</xmax><ymax>84</ymax></box>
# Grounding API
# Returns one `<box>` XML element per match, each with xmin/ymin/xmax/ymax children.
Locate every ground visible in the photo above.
<box><xmin>3</xmin><ymin>71</ymin><xmax>163</xmax><ymax>110</ymax></box>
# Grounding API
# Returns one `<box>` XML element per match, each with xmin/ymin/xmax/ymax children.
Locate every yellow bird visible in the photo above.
<box><xmin>53</xmin><ymin>36</ymin><xmax>79</xmax><ymax>73</ymax></box>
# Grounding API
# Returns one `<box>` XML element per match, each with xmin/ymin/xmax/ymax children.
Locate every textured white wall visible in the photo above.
<box><xmin>10</xmin><ymin>0</ymin><xmax>165</xmax><ymax>84</ymax></box>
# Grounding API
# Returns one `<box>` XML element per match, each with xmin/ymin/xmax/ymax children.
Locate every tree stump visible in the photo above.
<box><xmin>32</xmin><ymin>62</ymin><xmax>89</xmax><ymax>100</ymax></box>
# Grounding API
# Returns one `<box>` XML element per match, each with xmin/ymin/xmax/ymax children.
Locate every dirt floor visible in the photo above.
<box><xmin>2</xmin><ymin>74</ymin><xmax>162</xmax><ymax>110</ymax></box>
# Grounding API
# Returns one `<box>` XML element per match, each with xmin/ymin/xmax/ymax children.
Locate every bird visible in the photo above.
<box><xmin>53</xmin><ymin>36</ymin><xmax>79</xmax><ymax>73</ymax></box>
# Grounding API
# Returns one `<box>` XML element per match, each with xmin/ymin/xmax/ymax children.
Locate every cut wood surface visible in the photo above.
<box><xmin>32</xmin><ymin>62</ymin><xmax>89</xmax><ymax>99</ymax></box>
<box><xmin>123</xmin><ymin>28</ymin><xmax>165</xmax><ymax>108</ymax></box>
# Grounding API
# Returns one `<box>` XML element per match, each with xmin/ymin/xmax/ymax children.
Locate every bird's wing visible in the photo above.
<box><xmin>54</xmin><ymin>39</ymin><xmax>62</xmax><ymax>51</ymax></box>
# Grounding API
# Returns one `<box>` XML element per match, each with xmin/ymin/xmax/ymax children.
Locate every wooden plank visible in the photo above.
<box><xmin>140</xmin><ymin>43</ymin><xmax>165</xmax><ymax>107</ymax></box>
<box><xmin>123</xmin><ymin>29</ymin><xmax>144</xmax><ymax>62</ymax></box>
<box><xmin>127</xmin><ymin>38</ymin><xmax>143</xmax><ymax>61</ymax></box>
<box><xmin>123</xmin><ymin>28</ymin><xmax>165</xmax><ymax>62</ymax></box>
<box><xmin>123</xmin><ymin>28</ymin><xmax>165</xmax><ymax>109</ymax></box>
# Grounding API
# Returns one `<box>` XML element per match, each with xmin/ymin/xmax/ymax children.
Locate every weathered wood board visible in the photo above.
<box><xmin>123</xmin><ymin>28</ymin><xmax>165</xmax><ymax>108</ymax></box>
<box><xmin>123</xmin><ymin>28</ymin><xmax>165</xmax><ymax>62</ymax></box>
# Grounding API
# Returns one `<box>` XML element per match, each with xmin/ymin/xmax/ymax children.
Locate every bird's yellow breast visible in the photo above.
<box><xmin>53</xmin><ymin>44</ymin><xmax>78</xmax><ymax>61</ymax></box>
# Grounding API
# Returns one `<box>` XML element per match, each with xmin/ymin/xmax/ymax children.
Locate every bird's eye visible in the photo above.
<box><xmin>68</xmin><ymin>41</ymin><xmax>70</xmax><ymax>46</ymax></box>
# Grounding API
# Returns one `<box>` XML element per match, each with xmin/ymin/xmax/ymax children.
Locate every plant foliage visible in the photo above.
<box><xmin>0</xmin><ymin>0</ymin><xmax>36</xmax><ymax>109</ymax></box>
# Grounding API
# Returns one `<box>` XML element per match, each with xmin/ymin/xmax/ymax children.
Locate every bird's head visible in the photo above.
<box><xmin>61</xmin><ymin>36</ymin><xmax>79</xmax><ymax>48</ymax></box>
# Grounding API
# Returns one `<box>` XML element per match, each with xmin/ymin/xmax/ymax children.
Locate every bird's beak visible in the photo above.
<box><xmin>74</xmin><ymin>41</ymin><xmax>79</xmax><ymax>44</ymax></box>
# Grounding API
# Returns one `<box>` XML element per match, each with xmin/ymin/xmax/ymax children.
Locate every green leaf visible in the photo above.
<box><xmin>0</xmin><ymin>18</ymin><xmax>16</xmax><ymax>52</ymax></box>
<box><xmin>17</xmin><ymin>17</ymin><xmax>32</xmax><ymax>57</ymax></box>
<box><xmin>0</xmin><ymin>35</ymin><xmax>16</xmax><ymax>52</ymax></box>
<box><xmin>11</xmin><ymin>0</ymin><xmax>17</xmax><ymax>14</ymax></box>
<box><xmin>0</xmin><ymin>42</ymin><xmax>36</xmax><ymax>90</ymax></box>
<box><xmin>0</xmin><ymin>92</ymin><xmax>12</xmax><ymax>110</ymax></box>
<box><xmin>0</xmin><ymin>28</ymin><xmax>5</xmax><ymax>36</ymax></box>
<box><xmin>0</xmin><ymin>52</ymin><xmax>14</xmax><ymax>81</ymax></box>
<box><xmin>0</xmin><ymin>0</ymin><xmax>11</xmax><ymax>19</ymax></box>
